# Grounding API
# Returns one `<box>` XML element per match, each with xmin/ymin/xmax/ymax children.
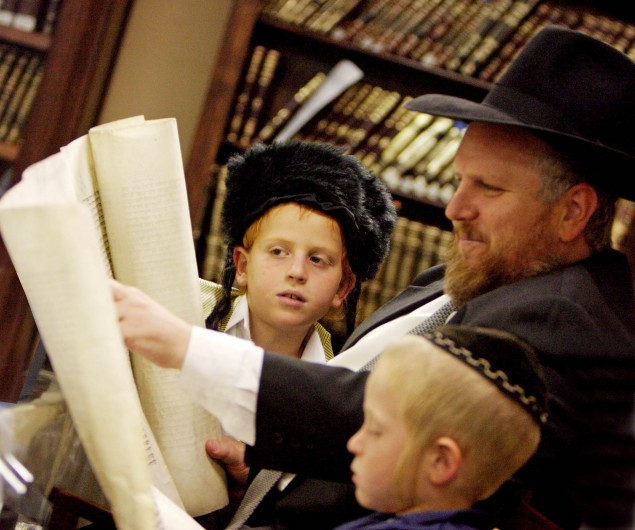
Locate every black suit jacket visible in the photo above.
<box><xmin>248</xmin><ymin>250</ymin><xmax>635</xmax><ymax>529</ymax></box>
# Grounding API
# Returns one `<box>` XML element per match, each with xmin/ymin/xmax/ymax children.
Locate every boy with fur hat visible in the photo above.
<box><xmin>201</xmin><ymin>140</ymin><xmax>396</xmax><ymax>360</ymax></box>
<box><xmin>337</xmin><ymin>327</ymin><xmax>547</xmax><ymax>530</ymax></box>
<box><xmin>112</xmin><ymin>26</ymin><xmax>635</xmax><ymax>528</ymax></box>
<box><xmin>114</xmin><ymin>139</ymin><xmax>395</xmax><ymax>527</ymax></box>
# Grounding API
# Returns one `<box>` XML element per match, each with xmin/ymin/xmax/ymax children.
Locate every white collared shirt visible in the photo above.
<box><xmin>180</xmin><ymin>294</ymin><xmax>452</xmax><ymax>445</ymax></box>
<box><xmin>224</xmin><ymin>294</ymin><xmax>327</xmax><ymax>365</ymax></box>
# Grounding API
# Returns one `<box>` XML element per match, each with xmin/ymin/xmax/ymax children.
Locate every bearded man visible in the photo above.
<box><xmin>114</xmin><ymin>26</ymin><xmax>635</xmax><ymax>530</ymax></box>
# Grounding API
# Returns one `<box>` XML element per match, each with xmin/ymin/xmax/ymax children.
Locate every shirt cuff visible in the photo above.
<box><xmin>179</xmin><ymin>326</ymin><xmax>264</xmax><ymax>445</ymax></box>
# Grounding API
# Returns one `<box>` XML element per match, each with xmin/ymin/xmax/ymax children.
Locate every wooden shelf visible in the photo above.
<box><xmin>0</xmin><ymin>24</ymin><xmax>51</xmax><ymax>51</ymax></box>
<box><xmin>185</xmin><ymin>0</ymin><xmax>635</xmax><ymax>291</ymax></box>
<box><xmin>0</xmin><ymin>0</ymin><xmax>135</xmax><ymax>403</ymax></box>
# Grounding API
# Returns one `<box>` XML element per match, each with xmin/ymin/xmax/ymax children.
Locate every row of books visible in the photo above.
<box><xmin>226</xmin><ymin>45</ymin><xmax>281</xmax><ymax>149</ymax></box>
<box><xmin>0</xmin><ymin>44</ymin><xmax>43</xmax><ymax>144</ymax></box>
<box><xmin>199</xmin><ymin>163</ymin><xmax>454</xmax><ymax>326</ymax></box>
<box><xmin>0</xmin><ymin>0</ymin><xmax>61</xmax><ymax>34</ymax></box>
<box><xmin>225</xmin><ymin>46</ymin><xmax>462</xmax><ymax>206</ymax></box>
<box><xmin>355</xmin><ymin>214</ymin><xmax>453</xmax><ymax>324</ymax></box>
<box><xmin>261</xmin><ymin>0</ymin><xmax>635</xmax><ymax>82</ymax></box>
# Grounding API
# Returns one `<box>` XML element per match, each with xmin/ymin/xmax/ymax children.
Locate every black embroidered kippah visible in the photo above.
<box><xmin>425</xmin><ymin>325</ymin><xmax>549</xmax><ymax>425</ymax></box>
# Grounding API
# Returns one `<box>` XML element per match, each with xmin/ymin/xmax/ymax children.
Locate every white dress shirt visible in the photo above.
<box><xmin>180</xmin><ymin>294</ymin><xmax>452</xmax><ymax>445</ymax></box>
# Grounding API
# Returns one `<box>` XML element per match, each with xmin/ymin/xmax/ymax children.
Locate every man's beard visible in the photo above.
<box><xmin>444</xmin><ymin>225</ymin><xmax>563</xmax><ymax>307</ymax></box>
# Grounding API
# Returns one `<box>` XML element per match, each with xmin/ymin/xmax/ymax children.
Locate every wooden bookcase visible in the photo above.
<box><xmin>185</xmin><ymin>0</ymin><xmax>490</xmax><ymax>241</ymax></box>
<box><xmin>0</xmin><ymin>0</ymin><xmax>134</xmax><ymax>403</ymax></box>
<box><xmin>186</xmin><ymin>0</ymin><xmax>635</xmax><ymax>260</ymax></box>
<box><xmin>185</xmin><ymin>0</ymin><xmax>635</xmax><ymax>329</ymax></box>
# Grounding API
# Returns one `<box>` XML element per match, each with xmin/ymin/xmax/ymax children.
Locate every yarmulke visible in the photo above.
<box><xmin>222</xmin><ymin>141</ymin><xmax>397</xmax><ymax>282</ymax></box>
<box><xmin>425</xmin><ymin>325</ymin><xmax>549</xmax><ymax>425</ymax></box>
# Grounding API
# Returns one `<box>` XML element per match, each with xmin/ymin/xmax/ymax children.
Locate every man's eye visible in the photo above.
<box><xmin>480</xmin><ymin>181</ymin><xmax>503</xmax><ymax>192</ymax></box>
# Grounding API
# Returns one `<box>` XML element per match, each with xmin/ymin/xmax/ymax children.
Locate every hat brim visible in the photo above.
<box><xmin>405</xmin><ymin>95</ymin><xmax>635</xmax><ymax>201</ymax></box>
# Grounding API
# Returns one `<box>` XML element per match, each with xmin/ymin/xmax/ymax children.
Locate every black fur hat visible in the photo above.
<box><xmin>207</xmin><ymin>141</ymin><xmax>397</xmax><ymax>332</ymax></box>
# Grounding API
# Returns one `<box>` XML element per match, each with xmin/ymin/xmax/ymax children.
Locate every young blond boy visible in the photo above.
<box><xmin>338</xmin><ymin>326</ymin><xmax>547</xmax><ymax>529</ymax></box>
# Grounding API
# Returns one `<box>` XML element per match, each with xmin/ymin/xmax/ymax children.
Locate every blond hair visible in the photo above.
<box><xmin>376</xmin><ymin>335</ymin><xmax>541</xmax><ymax>506</ymax></box>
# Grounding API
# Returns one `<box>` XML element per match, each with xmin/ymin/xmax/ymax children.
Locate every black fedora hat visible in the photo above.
<box><xmin>405</xmin><ymin>25</ymin><xmax>635</xmax><ymax>200</ymax></box>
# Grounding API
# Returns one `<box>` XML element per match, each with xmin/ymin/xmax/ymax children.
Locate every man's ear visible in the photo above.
<box><xmin>558</xmin><ymin>183</ymin><xmax>598</xmax><ymax>243</ymax></box>
<box><xmin>233</xmin><ymin>247</ymin><xmax>249</xmax><ymax>288</ymax></box>
<box><xmin>426</xmin><ymin>436</ymin><xmax>462</xmax><ymax>486</ymax></box>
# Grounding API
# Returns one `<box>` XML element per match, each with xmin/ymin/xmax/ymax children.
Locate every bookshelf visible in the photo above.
<box><xmin>0</xmin><ymin>0</ymin><xmax>134</xmax><ymax>402</ymax></box>
<box><xmin>187</xmin><ymin>0</ymin><xmax>635</xmax><ymax>333</ymax></box>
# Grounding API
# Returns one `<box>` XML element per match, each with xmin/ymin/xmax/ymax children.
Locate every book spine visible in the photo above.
<box><xmin>226</xmin><ymin>45</ymin><xmax>266</xmax><ymax>144</ymax></box>
<box><xmin>478</xmin><ymin>3</ymin><xmax>556</xmax><ymax>82</ymax></box>
<box><xmin>357</xmin><ymin>95</ymin><xmax>412</xmax><ymax>167</ymax></box>
<box><xmin>459</xmin><ymin>0</ymin><xmax>541</xmax><ymax>78</ymax></box>
<box><xmin>350</xmin><ymin>0</ymin><xmax>402</xmax><ymax>50</ymax></box>
<box><xmin>372</xmin><ymin>0</ymin><xmax>428</xmax><ymax>53</ymax></box>
<box><xmin>381</xmin><ymin>117</ymin><xmax>454</xmax><ymax>192</ymax></box>
<box><xmin>611</xmin><ymin>200</ymin><xmax>635</xmax><ymax>278</ymax></box>
<box><xmin>0</xmin><ymin>51</ymin><xmax>39</xmax><ymax>141</ymax></box>
<box><xmin>306</xmin><ymin>0</ymin><xmax>361</xmax><ymax>34</ymax></box>
<box><xmin>378</xmin><ymin>111</ymin><xmax>434</xmax><ymax>168</ymax></box>
<box><xmin>38</xmin><ymin>0</ymin><xmax>61</xmax><ymax>34</ymax></box>
<box><xmin>256</xmin><ymin>72</ymin><xmax>326</xmax><ymax>143</ymax></box>
<box><xmin>239</xmin><ymin>48</ymin><xmax>281</xmax><ymax>148</ymax></box>
<box><xmin>331</xmin><ymin>0</ymin><xmax>392</xmax><ymax>42</ymax></box>
<box><xmin>0</xmin><ymin>0</ymin><xmax>18</xmax><ymax>26</ymax></box>
<box><xmin>307</xmin><ymin>83</ymin><xmax>370</xmax><ymax>143</ymax></box>
<box><xmin>6</xmin><ymin>55</ymin><xmax>42</xmax><ymax>143</ymax></box>
<box><xmin>615</xmin><ymin>25</ymin><xmax>635</xmax><ymax>55</ymax></box>
<box><xmin>443</xmin><ymin>0</ymin><xmax>514</xmax><ymax>72</ymax></box>
<box><xmin>325</xmin><ymin>83</ymin><xmax>374</xmax><ymax>145</ymax></box>
<box><xmin>350</xmin><ymin>89</ymin><xmax>401</xmax><ymax>158</ymax></box>
<box><xmin>335</xmin><ymin>84</ymin><xmax>385</xmax><ymax>148</ymax></box>
<box><xmin>285</xmin><ymin>0</ymin><xmax>318</xmax><ymax>26</ymax></box>
<box><xmin>421</xmin><ymin>1</ymin><xmax>478</xmax><ymax>63</ymax></box>
<box><xmin>12</xmin><ymin>0</ymin><xmax>43</xmax><ymax>32</ymax></box>
<box><xmin>202</xmin><ymin>165</ymin><xmax>228</xmax><ymax>282</ymax></box>
<box><xmin>408</xmin><ymin>0</ymin><xmax>478</xmax><ymax>64</ymax></box>
<box><xmin>0</xmin><ymin>48</ymin><xmax>28</xmax><ymax>129</ymax></box>
<box><xmin>378</xmin><ymin>215</ymin><xmax>409</xmax><ymax>302</ymax></box>
<box><xmin>302</xmin><ymin>83</ymin><xmax>359</xmax><ymax>142</ymax></box>
<box><xmin>410</xmin><ymin>122</ymin><xmax>464</xmax><ymax>204</ymax></box>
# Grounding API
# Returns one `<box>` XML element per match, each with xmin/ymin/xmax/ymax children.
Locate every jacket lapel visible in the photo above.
<box><xmin>342</xmin><ymin>265</ymin><xmax>446</xmax><ymax>350</ymax></box>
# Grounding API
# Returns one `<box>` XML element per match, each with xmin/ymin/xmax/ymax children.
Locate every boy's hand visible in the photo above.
<box><xmin>111</xmin><ymin>279</ymin><xmax>191</xmax><ymax>369</ymax></box>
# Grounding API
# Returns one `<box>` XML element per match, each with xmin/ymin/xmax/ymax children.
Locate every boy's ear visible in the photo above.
<box><xmin>233</xmin><ymin>247</ymin><xmax>249</xmax><ymax>288</ymax></box>
<box><xmin>558</xmin><ymin>182</ymin><xmax>598</xmax><ymax>243</ymax></box>
<box><xmin>426</xmin><ymin>436</ymin><xmax>462</xmax><ymax>486</ymax></box>
<box><xmin>331</xmin><ymin>272</ymin><xmax>356</xmax><ymax>309</ymax></box>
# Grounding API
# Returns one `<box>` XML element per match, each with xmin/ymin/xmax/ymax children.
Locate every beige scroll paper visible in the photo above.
<box><xmin>0</xmin><ymin>116</ymin><xmax>227</xmax><ymax>529</ymax></box>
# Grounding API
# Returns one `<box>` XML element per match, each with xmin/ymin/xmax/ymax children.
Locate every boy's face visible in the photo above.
<box><xmin>347</xmin><ymin>365</ymin><xmax>408</xmax><ymax>513</ymax></box>
<box><xmin>234</xmin><ymin>203</ymin><xmax>351</xmax><ymax>336</ymax></box>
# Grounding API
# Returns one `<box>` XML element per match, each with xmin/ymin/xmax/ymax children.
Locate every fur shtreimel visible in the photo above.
<box><xmin>222</xmin><ymin>141</ymin><xmax>397</xmax><ymax>282</ymax></box>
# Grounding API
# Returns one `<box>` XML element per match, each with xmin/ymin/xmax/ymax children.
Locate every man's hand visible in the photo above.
<box><xmin>206</xmin><ymin>435</ymin><xmax>250</xmax><ymax>503</ymax></box>
<box><xmin>111</xmin><ymin>279</ymin><xmax>192</xmax><ymax>369</ymax></box>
